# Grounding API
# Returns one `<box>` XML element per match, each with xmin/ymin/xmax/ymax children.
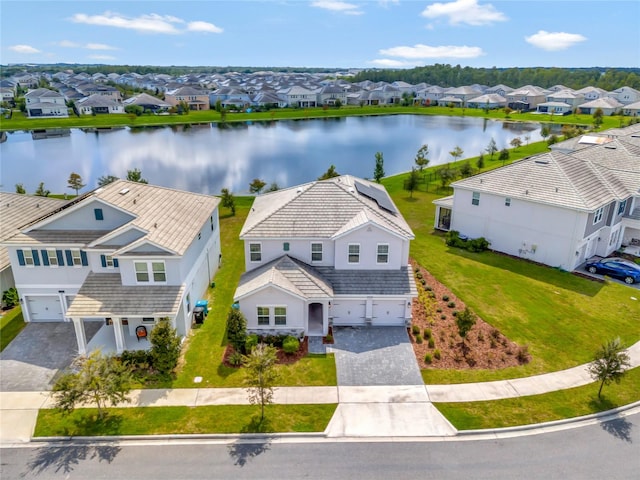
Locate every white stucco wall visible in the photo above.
<box><xmin>334</xmin><ymin>224</ymin><xmax>408</xmax><ymax>270</ymax></box>
<box><xmin>237</xmin><ymin>286</ymin><xmax>306</xmax><ymax>334</ymax></box>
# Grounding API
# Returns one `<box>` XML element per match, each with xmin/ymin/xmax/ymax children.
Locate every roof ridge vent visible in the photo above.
<box><xmin>534</xmin><ymin>160</ymin><xmax>549</xmax><ymax>165</ymax></box>
<box><xmin>119</xmin><ymin>188</ymin><xmax>130</xmax><ymax>195</ymax></box>
<box><xmin>604</xmin><ymin>145</ymin><xmax>617</xmax><ymax>149</ymax></box>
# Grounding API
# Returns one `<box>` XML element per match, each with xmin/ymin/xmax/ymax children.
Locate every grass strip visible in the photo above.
<box><xmin>435</xmin><ymin>367</ymin><xmax>640</xmax><ymax>430</ymax></box>
<box><xmin>34</xmin><ymin>404</ymin><xmax>337</xmax><ymax>437</ymax></box>
<box><xmin>0</xmin><ymin>307</ymin><xmax>25</xmax><ymax>351</ymax></box>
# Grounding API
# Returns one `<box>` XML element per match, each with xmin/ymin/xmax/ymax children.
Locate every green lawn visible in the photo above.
<box><xmin>382</xmin><ymin>165</ymin><xmax>640</xmax><ymax>384</ymax></box>
<box><xmin>34</xmin><ymin>404</ymin><xmax>336</xmax><ymax>436</ymax></box>
<box><xmin>435</xmin><ymin>366</ymin><xmax>640</xmax><ymax>430</ymax></box>
<box><xmin>172</xmin><ymin>197</ymin><xmax>336</xmax><ymax>388</ymax></box>
<box><xmin>0</xmin><ymin>307</ymin><xmax>26</xmax><ymax>351</ymax></box>
<box><xmin>1</xmin><ymin>105</ymin><xmax>629</xmax><ymax>132</ymax></box>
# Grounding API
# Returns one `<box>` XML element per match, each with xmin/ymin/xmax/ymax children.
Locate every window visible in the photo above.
<box><xmin>377</xmin><ymin>244</ymin><xmax>389</xmax><ymax>264</ymax></box>
<box><xmin>94</xmin><ymin>208</ymin><xmax>104</xmax><ymax>221</ymax></box>
<box><xmin>152</xmin><ymin>262</ymin><xmax>166</xmax><ymax>282</ymax></box>
<box><xmin>283</xmin><ymin>242</ymin><xmax>290</xmax><ymax>252</ymax></box>
<box><xmin>274</xmin><ymin>307</ymin><xmax>287</xmax><ymax>325</ymax></box>
<box><xmin>250</xmin><ymin>243</ymin><xmax>262</xmax><ymax>262</ymax></box>
<box><xmin>186</xmin><ymin>293</ymin><xmax>191</xmax><ymax>313</ymax></box>
<box><xmin>257</xmin><ymin>307</ymin><xmax>270</xmax><ymax>325</ymax></box>
<box><xmin>47</xmin><ymin>249</ymin><xmax>58</xmax><ymax>267</ymax></box>
<box><xmin>142</xmin><ymin>317</ymin><xmax>155</xmax><ymax>324</ymax></box>
<box><xmin>105</xmin><ymin>255</ymin><xmax>114</xmax><ymax>268</ymax></box>
<box><xmin>618</xmin><ymin>200</ymin><xmax>627</xmax><ymax>215</ymax></box>
<box><xmin>135</xmin><ymin>262</ymin><xmax>149</xmax><ymax>282</ymax></box>
<box><xmin>311</xmin><ymin>243</ymin><xmax>323</xmax><ymax>262</ymax></box>
<box><xmin>472</xmin><ymin>192</ymin><xmax>480</xmax><ymax>206</ymax></box>
<box><xmin>348</xmin><ymin>244</ymin><xmax>360</xmax><ymax>264</ymax></box>
<box><xmin>505</xmin><ymin>197</ymin><xmax>511</xmax><ymax>207</ymax></box>
<box><xmin>593</xmin><ymin>207</ymin><xmax>604</xmax><ymax>224</ymax></box>
<box><xmin>71</xmin><ymin>249</ymin><xmax>82</xmax><ymax>266</ymax></box>
<box><xmin>23</xmin><ymin>249</ymin><xmax>35</xmax><ymax>266</ymax></box>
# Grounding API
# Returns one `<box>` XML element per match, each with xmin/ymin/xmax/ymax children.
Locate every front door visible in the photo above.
<box><xmin>308</xmin><ymin>303</ymin><xmax>324</xmax><ymax>336</ymax></box>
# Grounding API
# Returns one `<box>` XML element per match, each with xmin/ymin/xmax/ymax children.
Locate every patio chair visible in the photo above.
<box><xmin>136</xmin><ymin>325</ymin><xmax>148</xmax><ymax>342</ymax></box>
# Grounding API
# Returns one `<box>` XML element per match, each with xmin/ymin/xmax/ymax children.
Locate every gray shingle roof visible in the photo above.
<box><xmin>240</xmin><ymin>176</ymin><xmax>413</xmax><ymax>240</ymax></box>
<box><xmin>316</xmin><ymin>266</ymin><xmax>417</xmax><ymax>296</ymax></box>
<box><xmin>66</xmin><ymin>273</ymin><xmax>184</xmax><ymax>317</ymax></box>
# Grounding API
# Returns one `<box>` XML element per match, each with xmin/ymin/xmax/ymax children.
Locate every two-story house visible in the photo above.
<box><xmin>165</xmin><ymin>86</ymin><xmax>211</xmax><ymax>111</ymax></box>
<box><xmin>3</xmin><ymin>180</ymin><xmax>221</xmax><ymax>355</ymax></box>
<box><xmin>24</xmin><ymin>88</ymin><xmax>68</xmax><ymax>118</ymax></box>
<box><xmin>506</xmin><ymin>85</ymin><xmax>548</xmax><ymax>111</ymax></box>
<box><xmin>234</xmin><ymin>176</ymin><xmax>417</xmax><ymax>337</ymax></box>
<box><xmin>433</xmin><ymin>130</ymin><xmax>640</xmax><ymax>271</ymax></box>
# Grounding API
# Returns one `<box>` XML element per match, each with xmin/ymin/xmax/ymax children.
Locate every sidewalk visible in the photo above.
<box><xmin>2</xmin><ymin>341</ymin><xmax>639</xmax><ymax>443</ymax></box>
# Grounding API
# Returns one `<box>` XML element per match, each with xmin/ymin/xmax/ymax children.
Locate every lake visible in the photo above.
<box><xmin>0</xmin><ymin>115</ymin><xmax>542</xmax><ymax>195</ymax></box>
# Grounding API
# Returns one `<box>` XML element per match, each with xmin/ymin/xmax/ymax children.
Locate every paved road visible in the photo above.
<box><xmin>2</xmin><ymin>410</ymin><xmax>639</xmax><ymax>480</ymax></box>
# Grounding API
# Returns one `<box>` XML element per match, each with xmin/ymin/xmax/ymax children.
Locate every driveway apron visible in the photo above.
<box><xmin>0</xmin><ymin>322</ymin><xmax>101</xmax><ymax>391</ymax></box>
<box><xmin>330</xmin><ymin>326</ymin><xmax>423</xmax><ymax>386</ymax></box>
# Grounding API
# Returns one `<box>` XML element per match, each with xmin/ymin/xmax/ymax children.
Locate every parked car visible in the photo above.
<box><xmin>585</xmin><ymin>258</ymin><xmax>640</xmax><ymax>284</ymax></box>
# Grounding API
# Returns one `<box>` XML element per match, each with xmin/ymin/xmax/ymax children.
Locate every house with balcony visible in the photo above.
<box><xmin>3</xmin><ymin>180</ymin><xmax>221</xmax><ymax>355</ymax></box>
<box><xmin>433</xmin><ymin>127</ymin><xmax>640</xmax><ymax>271</ymax></box>
<box><xmin>24</xmin><ymin>88</ymin><xmax>68</xmax><ymax>118</ymax></box>
<box><xmin>234</xmin><ymin>176</ymin><xmax>417</xmax><ymax>338</ymax></box>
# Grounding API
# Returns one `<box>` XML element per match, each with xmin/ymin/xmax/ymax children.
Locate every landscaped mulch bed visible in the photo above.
<box><xmin>410</xmin><ymin>258</ymin><xmax>530</xmax><ymax>370</ymax></box>
<box><xmin>223</xmin><ymin>337</ymin><xmax>309</xmax><ymax>368</ymax></box>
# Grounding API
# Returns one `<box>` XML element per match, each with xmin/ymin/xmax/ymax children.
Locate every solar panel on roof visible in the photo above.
<box><xmin>353</xmin><ymin>180</ymin><xmax>397</xmax><ymax>214</ymax></box>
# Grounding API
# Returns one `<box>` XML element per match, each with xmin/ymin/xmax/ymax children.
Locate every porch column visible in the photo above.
<box><xmin>113</xmin><ymin>318</ymin><xmax>125</xmax><ymax>354</ymax></box>
<box><xmin>71</xmin><ymin>317</ymin><xmax>87</xmax><ymax>355</ymax></box>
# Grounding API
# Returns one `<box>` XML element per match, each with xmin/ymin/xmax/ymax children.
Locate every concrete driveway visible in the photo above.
<box><xmin>330</xmin><ymin>326</ymin><xmax>423</xmax><ymax>386</ymax></box>
<box><xmin>0</xmin><ymin>322</ymin><xmax>101</xmax><ymax>391</ymax></box>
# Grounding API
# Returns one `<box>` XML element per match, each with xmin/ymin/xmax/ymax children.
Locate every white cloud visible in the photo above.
<box><xmin>421</xmin><ymin>0</ymin><xmax>507</xmax><ymax>26</ymax></box>
<box><xmin>370</xmin><ymin>58</ymin><xmax>413</xmax><ymax>67</ymax></box>
<box><xmin>311</xmin><ymin>1</ymin><xmax>364</xmax><ymax>15</ymax></box>
<box><xmin>57</xmin><ymin>40</ymin><xmax>80</xmax><ymax>48</ymax></box>
<box><xmin>70</xmin><ymin>12</ymin><xmax>222</xmax><ymax>34</ymax></box>
<box><xmin>88</xmin><ymin>54</ymin><xmax>116</xmax><ymax>60</ymax></box>
<box><xmin>8</xmin><ymin>44</ymin><xmax>41</xmax><ymax>54</ymax></box>
<box><xmin>86</xmin><ymin>43</ymin><xmax>118</xmax><ymax>50</ymax></box>
<box><xmin>525</xmin><ymin>30</ymin><xmax>586</xmax><ymax>51</ymax></box>
<box><xmin>187</xmin><ymin>21</ymin><xmax>223</xmax><ymax>33</ymax></box>
<box><xmin>379</xmin><ymin>43</ymin><xmax>484</xmax><ymax>59</ymax></box>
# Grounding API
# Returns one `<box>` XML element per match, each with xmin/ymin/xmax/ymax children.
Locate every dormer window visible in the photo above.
<box><xmin>94</xmin><ymin>208</ymin><xmax>104</xmax><ymax>220</ymax></box>
<box><xmin>593</xmin><ymin>207</ymin><xmax>604</xmax><ymax>224</ymax></box>
<box><xmin>348</xmin><ymin>244</ymin><xmax>360</xmax><ymax>264</ymax></box>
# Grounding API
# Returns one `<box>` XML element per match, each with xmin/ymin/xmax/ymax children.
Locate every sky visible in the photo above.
<box><xmin>1</xmin><ymin>0</ymin><xmax>639</xmax><ymax>69</ymax></box>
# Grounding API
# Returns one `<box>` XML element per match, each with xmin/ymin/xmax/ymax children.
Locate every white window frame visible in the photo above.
<box><xmin>257</xmin><ymin>306</ymin><xmax>270</xmax><ymax>325</ymax></box>
<box><xmin>105</xmin><ymin>255</ymin><xmax>114</xmax><ymax>268</ymax></box>
<box><xmin>311</xmin><ymin>242</ymin><xmax>323</xmax><ymax>262</ymax></box>
<box><xmin>249</xmin><ymin>243</ymin><xmax>262</xmax><ymax>262</ymax></box>
<box><xmin>348</xmin><ymin>243</ymin><xmax>360</xmax><ymax>264</ymax></box>
<box><xmin>186</xmin><ymin>293</ymin><xmax>191</xmax><ymax>314</ymax></box>
<box><xmin>618</xmin><ymin>199</ymin><xmax>627</xmax><ymax>215</ymax></box>
<box><xmin>593</xmin><ymin>207</ymin><xmax>604</xmax><ymax>224</ymax></box>
<box><xmin>274</xmin><ymin>306</ymin><xmax>287</xmax><ymax>326</ymax></box>
<box><xmin>47</xmin><ymin>248</ymin><xmax>58</xmax><ymax>267</ymax></box>
<box><xmin>472</xmin><ymin>192</ymin><xmax>480</xmax><ymax>206</ymax></box>
<box><xmin>23</xmin><ymin>249</ymin><xmax>35</xmax><ymax>267</ymax></box>
<box><xmin>377</xmin><ymin>243</ymin><xmax>389</xmax><ymax>264</ymax></box>
<box><xmin>134</xmin><ymin>260</ymin><xmax>166</xmax><ymax>284</ymax></box>
<box><xmin>71</xmin><ymin>249</ymin><xmax>82</xmax><ymax>267</ymax></box>
<box><xmin>135</xmin><ymin>262</ymin><xmax>149</xmax><ymax>282</ymax></box>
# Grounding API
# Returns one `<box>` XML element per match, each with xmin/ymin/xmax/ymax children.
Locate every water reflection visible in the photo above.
<box><xmin>0</xmin><ymin>115</ymin><xmax>542</xmax><ymax>195</ymax></box>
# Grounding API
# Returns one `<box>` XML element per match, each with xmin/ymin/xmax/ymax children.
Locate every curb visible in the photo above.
<box><xmin>457</xmin><ymin>400</ymin><xmax>640</xmax><ymax>437</ymax></box>
<box><xmin>31</xmin><ymin>431</ymin><xmax>328</xmax><ymax>443</ymax></box>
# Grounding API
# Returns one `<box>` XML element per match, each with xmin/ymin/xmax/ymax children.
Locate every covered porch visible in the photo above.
<box><xmin>622</xmin><ymin>211</ymin><xmax>640</xmax><ymax>257</ymax></box>
<box><xmin>433</xmin><ymin>196</ymin><xmax>453</xmax><ymax>231</ymax></box>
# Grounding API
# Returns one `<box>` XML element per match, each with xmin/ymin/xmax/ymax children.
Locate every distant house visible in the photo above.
<box><xmin>433</xmin><ymin>125</ymin><xmax>640</xmax><ymax>271</ymax></box>
<box><xmin>622</xmin><ymin>100</ymin><xmax>640</xmax><ymax>117</ymax></box>
<box><xmin>1</xmin><ymin>87</ymin><xmax>15</xmax><ymax>106</ymax></box>
<box><xmin>611</xmin><ymin>86</ymin><xmax>640</xmax><ymax>106</ymax></box>
<box><xmin>536</xmin><ymin>101</ymin><xmax>573</xmax><ymax>115</ymax></box>
<box><xmin>234</xmin><ymin>176</ymin><xmax>417</xmax><ymax>337</ymax></box>
<box><xmin>546</xmin><ymin>90</ymin><xmax>585</xmax><ymax>109</ymax></box>
<box><xmin>278</xmin><ymin>85</ymin><xmax>318</xmax><ymax>108</ymax></box>
<box><xmin>123</xmin><ymin>93</ymin><xmax>171</xmax><ymax>112</ymax></box>
<box><xmin>444</xmin><ymin>86</ymin><xmax>482</xmax><ymax>107</ymax></box>
<box><xmin>467</xmin><ymin>93</ymin><xmax>506</xmax><ymax>109</ymax></box>
<box><xmin>165</xmin><ymin>86</ymin><xmax>211</xmax><ymax>111</ymax></box>
<box><xmin>575</xmin><ymin>86</ymin><xmax>608</xmax><ymax>102</ymax></box>
<box><xmin>3</xmin><ymin>180</ymin><xmax>221</xmax><ymax>354</ymax></box>
<box><xmin>506</xmin><ymin>85</ymin><xmax>548</xmax><ymax>111</ymax></box>
<box><xmin>578</xmin><ymin>97</ymin><xmax>623</xmax><ymax>116</ymax></box>
<box><xmin>24</xmin><ymin>88</ymin><xmax>68</xmax><ymax>118</ymax></box>
<box><xmin>75</xmin><ymin>83</ymin><xmax>122</xmax><ymax>102</ymax></box>
<box><xmin>486</xmin><ymin>84</ymin><xmax>514</xmax><ymax>98</ymax></box>
<box><xmin>76</xmin><ymin>94</ymin><xmax>125</xmax><ymax>115</ymax></box>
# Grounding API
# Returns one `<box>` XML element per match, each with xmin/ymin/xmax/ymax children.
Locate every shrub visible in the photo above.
<box><xmin>436</xmin><ymin>308</ymin><xmax>442</xmax><ymax>313</ymax></box>
<box><xmin>282</xmin><ymin>335</ymin><xmax>300</xmax><ymax>354</ymax></box>
<box><xmin>415</xmin><ymin>334</ymin><xmax>423</xmax><ymax>344</ymax></box>
<box><xmin>490</xmin><ymin>338</ymin><xmax>497</xmax><ymax>349</ymax></box>
<box><xmin>468</xmin><ymin>237</ymin><xmax>490</xmax><ymax>252</ymax></box>
<box><xmin>445</xmin><ymin>230</ymin><xmax>490</xmax><ymax>252</ymax></box>
<box><xmin>420</xmin><ymin>279</ymin><xmax>426</xmax><ymax>285</ymax></box>
<box><xmin>227</xmin><ymin>309</ymin><xmax>248</xmax><ymax>353</ymax></box>
<box><xmin>414</xmin><ymin>267</ymin><xmax>420</xmax><ymax>273</ymax></box>
<box><xmin>411</xmin><ymin>324</ymin><xmax>420</xmax><ymax>335</ymax></box>
<box><xmin>428</xmin><ymin>338</ymin><xmax>435</xmax><ymax>348</ymax></box>
<box><xmin>452</xmin><ymin>311</ymin><xmax>458</xmax><ymax>317</ymax></box>
<box><xmin>245</xmin><ymin>334</ymin><xmax>259</xmax><ymax>353</ymax></box>
<box><xmin>440</xmin><ymin>314</ymin><xmax>447</xmax><ymax>320</ymax></box>
<box><xmin>433</xmin><ymin>349</ymin><xmax>441</xmax><ymax>360</ymax></box>
<box><xmin>2</xmin><ymin>287</ymin><xmax>19</xmax><ymax>308</ymax></box>
<box><xmin>424</xmin><ymin>328</ymin><xmax>432</xmax><ymax>338</ymax></box>
<box><xmin>324</xmin><ymin>333</ymin><xmax>333</xmax><ymax>343</ymax></box>
<box><xmin>442</xmin><ymin>295</ymin><xmax>450</xmax><ymax>302</ymax></box>
<box><xmin>424</xmin><ymin>353</ymin><xmax>433</xmax><ymax>364</ymax></box>
<box><xmin>150</xmin><ymin>318</ymin><xmax>182</xmax><ymax>376</ymax></box>
<box><xmin>416</xmin><ymin>272</ymin><xmax>423</xmax><ymax>279</ymax></box>
<box><xmin>424</xmin><ymin>285</ymin><xmax>432</xmax><ymax>291</ymax></box>
<box><xmin>517</xmin><ymin>345</ymin><xmax>531</xmax><ymax>364</ymax></box>
<box><xmin>120</xmin><ymin>349</ymin><xmax>151</xmax><ymax>368</ymax></box>
<box><xmin>447</xmin><ymin>301</ymin><xmax>456</xmax><ymax>308</ymax></box>
<box><xmin>490</xmin><ymin>328</ymin><xmax>501</xmax><ymax>340</ymax></box>
<box><xmin>477</xmin><ymin>331</ymin><xmax>484</xmax><ymax>342</ymax></box>
<box><xmin>228</xmin><ymin>351</ymin><xmax>243</xmax><ymax>366</ymax></box>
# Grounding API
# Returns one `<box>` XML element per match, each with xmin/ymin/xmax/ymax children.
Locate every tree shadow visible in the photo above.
<box><xmin>241</xmin><ymin>415</ymin><xmax>273</xmax><ymax>433</ymax></box>
<box><xmin>26</xmin><ymin>444</ymin><xmax>121</xmax><ymax>476</ymax></box>
<box><xmin>227</xmin><ymin>438</ymin><xmax>272</xmax><ymax>467</ymax></box>
<box><xmin>71</xmin><ymin>412</ymin><xmax>124</xmax><ymax>436</ymax></box>
<box><xmin>600</xmin><ymin>417</ymin><xmax>634</xmax><ymax>443</ymax></box>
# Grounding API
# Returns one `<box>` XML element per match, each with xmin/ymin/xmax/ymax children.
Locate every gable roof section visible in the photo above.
<box><xmin>240</xmin><ymin>176</ymin><xmax>413</xmax><ymax>240</ymax></box>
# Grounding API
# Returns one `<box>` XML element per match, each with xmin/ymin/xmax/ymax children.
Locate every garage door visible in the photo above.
<box><xmin>331</xmin><ymin>300</ymin><xmax>366</xmax><ymax>326</ymax></box>
<box><xmin>27</xmin><ymin>296</ymin><xmax>63</xmax><ymax>322</ymax></box>
<box><xmin>372</xmin><ymin>301</ymin><xmax>407</xmax><ymax>326</ymax></box>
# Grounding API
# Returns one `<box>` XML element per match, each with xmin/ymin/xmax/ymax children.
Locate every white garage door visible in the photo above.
<box><xmin>330</xmin><ymin>300</ymin><xmax>366</xmax><ymax>326</ymax></box>
<box><xmin>372</xmin><ymin>301</ymin><xmax>407</xmax><ymax>326</ymax></box>
<box><xmin>27</xmin><ymin>296</ymin><xmax>63</xmax><ymax>322</ymax></box>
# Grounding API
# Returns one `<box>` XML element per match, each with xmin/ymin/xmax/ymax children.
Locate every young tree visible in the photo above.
<box><xmin>149</xmin><ymin>318</ymin><xmax>182</xmax><ymax>377</ymax></box>
<box><xmin>588</xmin><ymin>338</ymin><xmax>631</xmax><ymax>398</ymax></box>
<box><xmin>485</xmin><ymin>138</ymin><xmax>498</xmax><ymax>159</ymax></box>
<box><xmin>504</xmin><ymin>106</ymin><xmax>513</xmax><ymax>118</ymax></box>
<box><xmin>593</xmin><ymin>107</ymin><xmax>604</xmax><ymax>129</ymax></box>
<box><xmin>403</xmin><ymin>167</ymin><xmax>420</xmax><ymax>198</ymax></box>
<box><xmin>226</xmin><ymin>309</ymin><xmax>247</xmax><ymax>353</ymax></box>
<box><xmin>220</xmin><ymin>188</ymin><xmax>236</xmax><ymax>216</ymax></box>
<box><xmin>98</xmin><ymin>175</ymin><xmax>119</xmax><ymax>186</ymax></box>
<box><xmin>67</xmin><ymin>172</ymin><xmax>86</xmax><ymax>196</ymax></box>
<box><xmin>15</xmin><ymin>183</ymin><xmax>26</xmax><ymax>194</ymax></box>
<box><xmin>509</xmin><ymin>137</ymin><xmax>522</xmax><ymax>150</ymax></box>
<box><xmin>243</xmin><ymin>343</ymin><xmax>279</xmax><ymax>421</ymax></box>
<box><xmin>524</xmin><ymin>134</ymin><xmax>531</xmax><ymax>145</ymax></box>
<box><xmin>449</xmin><ymin>146</ymin><xmax>464</xmax><ymax>162</ymax></box>
<box><xmin>266</xmin><ymin>182</ymin><xmax>280</xmax><ymax>192</ymax></box>
<box><xmin>126</xmin><ymin>168</ymin><xmax>148</xmax><ymax>184</ymax></box>
<box><xmin>459</xmin><ymin>160</ymin><xmax>474</xmax><ymax>178</ymax></box>
<box><xmin>373</xmin><ymin>152</ymin><xmax>385</xmax><ymax>183</ymax></box>
<box><xmin>540</xmin><ymin>125</ymin><xmax>550</xmax><ymax>140</ymax></box>
<box><xmin>414</xmin><ymin>144</ymin><xmax>430</xmax><ymax>176</ymax></box>
<box><xmin>498</xmin><ymin>148</ymin><xmax>510</xmax><ymax>165</ymax></box>
<box><xmin>318</xmin><ymin>164</ymin><xmax>340</xmax><ymax>180</ymax></box>
<box><xmin>249</xmin><ymin>178</ymin><xmax>267</xmax><ymax>194</ymax></box>
<box><xmin>456</xmin><ymin>307</ymin><xmax>477</xmax><ymax>346</ymax></box>
<box><xmin>35</xmin><ymin>182</ymin><xmax>50</xmax><ymax>197</ymax></box>
<box><xmin>476</xmin><ymin>153</ymin><xmax>485</xmax><ymax>170</ymax></box>
<box><xmin>437</xmin><ymin>165</ymin><xmax>457</xmax><ymax>189</ymax></box>
<box><xmin>52</xmin><ymin>350</ymin><xmax>133</xmax><ymax>419</ymax></box>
